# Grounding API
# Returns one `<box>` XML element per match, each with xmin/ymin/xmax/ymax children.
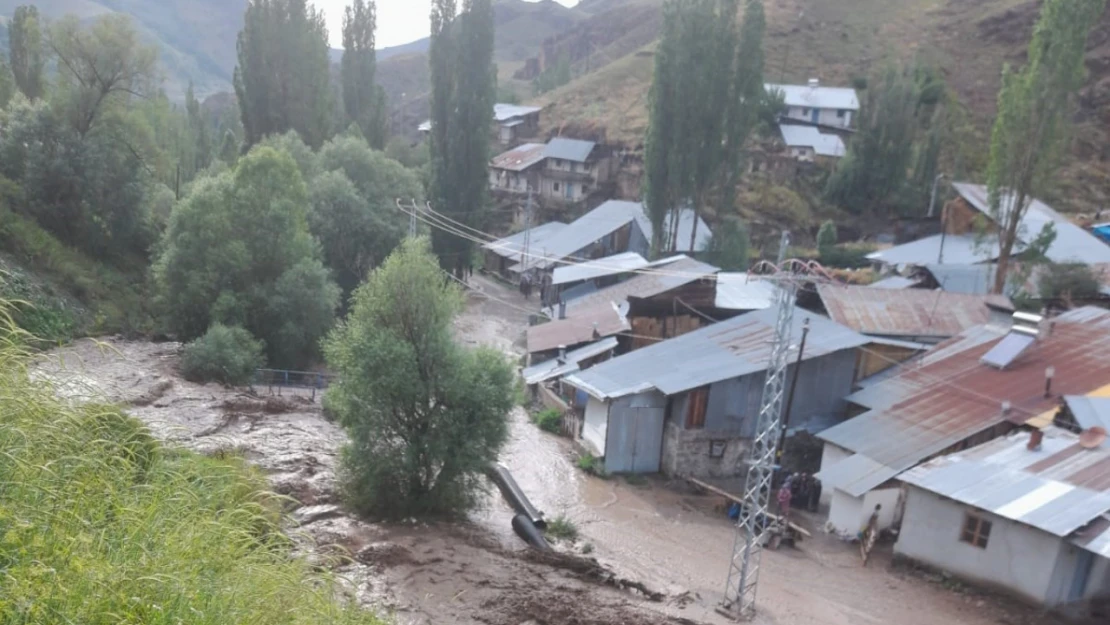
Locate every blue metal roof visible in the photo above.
<box><xmin>564</xmin><ymin>307</ymin><xmax>869</xmax><ymax>400</ymax></box>
<box><xmin>543</xmin><ymin>137</ymin><xmax>596</xmax><ymax>163</ymax></box>
<box><xmin>483</xmin><ymin>222</ymin><xmax>568</xmax><ymax>259</ymax></box>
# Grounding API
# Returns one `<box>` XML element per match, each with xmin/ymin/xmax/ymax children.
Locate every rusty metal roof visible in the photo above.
<box><xmin>901</xmin><ymin>428</ymin><xmax>1110</xmax><ymax>557</ymax></box>
<box><xmin>819</xmin><ymin>307</ymin><xmax>1110</xmax><ymax>497</ymax></box>
<box><xmin>490</xmin><ymin>142</ymin><xmax>547</xmax><ymax>172</ymax></box>
<box><xmin>817</xmin><ymin>284</ymin><xmax>1013</xmax><ymax>340</ymax></box>
<box><xmin>526</xmin><ymin>304</ymin><xmax>629</xmax><ymax>354</ymax></box>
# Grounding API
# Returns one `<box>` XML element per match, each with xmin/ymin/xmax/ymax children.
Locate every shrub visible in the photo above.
<box><xmin>180</xmin><ymin>324</ymin><xmax>265</xmax><ymax>385</ymax></box>
<box><xmin>1037</xmin><ymin>262</ymin><xmax>1101</xmax><ymax>302</ymax></box>
<box><xmin>533</xmin><ymin>407</ymin><xmax>562</xmax><ymax>433</ymax></box>
<box><xmin>576</xmin><ymin>452</ymin><xmax>607</xmax><ymax>478</ymax></box>
<box><xmin>545</xmin><ymin>514</ymin><xmax>579</xmax><ymax>542</ymax></box>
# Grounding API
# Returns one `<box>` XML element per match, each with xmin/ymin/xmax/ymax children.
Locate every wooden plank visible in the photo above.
<box><xmin>686</xmin><ymin>477</ymin><xmax>811</xmax><ymax>538</ymax></box>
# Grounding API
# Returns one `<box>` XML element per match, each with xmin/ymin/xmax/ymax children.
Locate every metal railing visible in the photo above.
<box><xmin>251</xmin><ymin>369</ymin><xmax>333</xmax><ymax>400</ymax></box>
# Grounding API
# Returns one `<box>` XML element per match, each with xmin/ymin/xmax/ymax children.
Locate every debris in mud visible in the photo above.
<box><xmin>356</xmin><ymin>542</ymin><xmax>418</xmax><ymax>568</ymax></box>
<box><xmin>131</xmin><ymin>378</ymin><xmax>174</xmax><ymax>406</ymax></box>
<box><xmin>523</xmin><ymin>550</ymin><xmax>666</xmax><ymax>602</ymax></box>
<box><xmin>221</xmin><ymin>395</ymin><xmax>303</xmax><ymax>414</ymax></box>
<box><xmin>295</xmin><ymin>504</ymin><xmax>343</xmax><ymax>526</ymax></box>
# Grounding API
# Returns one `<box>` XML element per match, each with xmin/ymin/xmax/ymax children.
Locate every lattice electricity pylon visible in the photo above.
<box><xmin>719</xmin><ymin>233</ymin><xmax>840</xmax><ymax>621</ymax></box>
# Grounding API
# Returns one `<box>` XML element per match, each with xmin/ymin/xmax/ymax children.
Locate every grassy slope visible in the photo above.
<box><xmin>0</xmin><ymin>330</ymin><xmax>380</xmax><ymax>624</ymax></box>
<box><xmin>530</xmin><ymin>0</ymin><xmax>1110</xmax><ymax>214</ymax></box>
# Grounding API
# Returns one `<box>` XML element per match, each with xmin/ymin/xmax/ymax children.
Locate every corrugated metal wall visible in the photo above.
<box><xmin>604</xmin><ymin>391</ymin><xmax>667</xmax><ymax>473</ymax></box>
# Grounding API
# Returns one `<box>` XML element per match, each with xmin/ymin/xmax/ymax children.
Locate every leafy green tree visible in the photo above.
<box><xmin>9</xmin><ymin>5</ymin><xmax>45</xmax><ymax>100</ymax></box>
<box><xmin>0</xmin><ymin>53</ymin><xmax>14</xmax><ymax>108</ymax></box>
<box><xmin>48</xmin><ymin>14</ymin><xmax>158</xmax><ymax>138</ymax></box>
<box><xmin>428</xmin><ymin>0</ymin><xmax>495</xmax><ymax>278</ymax></box>
<box><xmin>324</xmin><ymin>238</ymin><xmax>515</xmax><ymax>518</ymax></box>
<box><xmin>185</xmin><ymin>82</ymin><xmax>213</xmax><ymax>176</ymax></box>
<box><xmin>153</xmin><ymin>147</ymin><xmax>339</xmax><ymax>366</ymax></box>
<box><xmin>234</xmin><ymin>0</ymin><xmax>334</xmax><ymax>148</ymax></box>
<box><xmin>817</xmin><ymin>220</ymin><xmax>838</xmax><ymax>257</ymax></box>
<box><xmin>341</xmin><ymin>0</ymin><xmax>384</xmax><ymax>148</ymax></box>
<box><xmin>701</xmin><ymin>215</ymin><xmax>750</xmax><ymax>271</ymax></box>
<box><xmin>1037</xmin><ymin>262</ymin><xmax>1101</xmax><ymax>303</ymax></box>
<box><xmin>825</xmin><ymin>64</ymin><xmax>920</xmax><ymax>214</ymax></box>
<box><xmin>181</xmin><ymin>324</ymin><xmax>265</xmax><ymax>385</ymax></box>
<box><xmin>318</xmin><ymin>134</ymin><xmax>423</xmax><ymax>202</ymax></box>
<box><xmin>259</xmin><ymin>130</ymin><xmax>319</xmax><ymax>181</ymax></box>
<box><xmin>986</xmin><ymin>0</ymin><xmax>1106</xmax><ymax>293</ymax></box>
<box><xmin>532</xmin><ymin>54</ymin><xmax>572</xmax><ymax>95</ymax></box>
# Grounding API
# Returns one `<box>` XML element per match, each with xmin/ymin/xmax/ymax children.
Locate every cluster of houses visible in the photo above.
<box><xmin>482</xmin><ymin>178</ymin><xmax>1110</xmax><ymax>615</ymax></box>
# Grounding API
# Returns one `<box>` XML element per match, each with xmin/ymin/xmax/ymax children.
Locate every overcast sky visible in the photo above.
<box><xmin>313</xmin><ymin>0</ymin><xmax>579</xmax><ymax>49</ymax></box>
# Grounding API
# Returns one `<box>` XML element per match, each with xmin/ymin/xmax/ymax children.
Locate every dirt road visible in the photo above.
<box><xmin>37</xmin><ymin>275</ymin><xmax>1066</xmax><ymax>625</ymax></box>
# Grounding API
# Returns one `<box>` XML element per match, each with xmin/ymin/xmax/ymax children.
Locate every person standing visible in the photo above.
<box><xmin>860</xmin><ymin>504</ymin><xmax>882</xmax><ymax>566</ymax></box>
<box><xmin>777</xmin><ymin>479</ymin><xmax>793</xmax><ymax>524</ymax></box>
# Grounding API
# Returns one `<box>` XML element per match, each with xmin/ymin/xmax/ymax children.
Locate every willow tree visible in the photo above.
<box><xmin>986</xmin><ymin>0</ymin><xmax>1106</xmax><ymax>293</ymax></box>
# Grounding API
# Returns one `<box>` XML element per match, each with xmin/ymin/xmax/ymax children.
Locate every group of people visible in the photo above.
<box><xmin>776</xmin><ymin>472</ymin><xmax>822</xmax><ymax>521</ymax></box>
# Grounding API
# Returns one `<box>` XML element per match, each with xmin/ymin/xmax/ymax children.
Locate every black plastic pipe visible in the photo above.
<box><xmin>511</xmin><ymin>513</ymin><xmax>551</xmax><ymax>550</ymax></box>
<box><xmin>487</xmin><ymin>462</ymin><xmax>547</xmax><ymax>529</ymax></box>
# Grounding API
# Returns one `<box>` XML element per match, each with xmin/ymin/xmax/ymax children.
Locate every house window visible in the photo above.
<box><xmin>837</xmin><ymin>109</ymin><xmax>846</xmax><ymax>118</ymax></box>
<box><xmin>686</xmin><ymin>386</ymin><xmax>709</xmax><ymax>429</ymax></box>
<box><xmin>801</xmin><ymin>107</ymin><xmax>809</xmax><ymax>116</ymax></box>
<box><xmin>553</xmin><ymin>182</ymin><xmax>561</xmax><ymax>192</ymax></box>
<box><xmin>960</xmin><ymin>512</ymin><xmax>992</xmax><ymax>549</ymax></box>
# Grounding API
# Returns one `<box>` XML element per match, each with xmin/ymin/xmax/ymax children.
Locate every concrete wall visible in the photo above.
<box><xmin>819</xmin><ymin>442</ymin><xmax>852</xmax><ymax>505</ymax></box>
<box><xmin>604</xmin><ymin>391</ymin><xmax>667</xmax><ymax>474</ymax></box>
<box><xmin>895</xmin><ymin>487</ymin><xmax>1067</xmax><ymax>606</ymax></box>
<box><xmin>582</xmin><ymin>396</ymin><xmax>608</xmax><ymax>457</ymax></box>
<box><xmin>827</xmin><ymin>486</ymin><xmax>901</xmax><ymax>536</ymax></box>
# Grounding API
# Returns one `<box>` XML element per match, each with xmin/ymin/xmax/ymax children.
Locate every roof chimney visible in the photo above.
<box><xmin>1027</xmin><ymin>429</ymin><xmax>1044</xmax><ymax>451</ymax></box>
<box><xmin>807</xmin><ymin>78</ymin><xmax>819</xmax><ymax>89</ymax></box>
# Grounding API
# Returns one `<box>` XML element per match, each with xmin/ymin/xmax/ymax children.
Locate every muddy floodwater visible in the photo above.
<box><xmin>37</xmin><ymin>275</ymin><xmax>1071</xmax><ymax>625</ymax></box>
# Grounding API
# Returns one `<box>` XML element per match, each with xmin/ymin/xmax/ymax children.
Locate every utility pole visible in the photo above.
<box><xmin>720</xmin><ymin>232</ymin><xmax>814</xmax><ymax>621</ymax></box>
<box><xmin>520</xmin><ymin>187</ymin><xmax>534</xmax><ymax>275</ymax></box>
<box><xmin>929</xmin><ymin>173</ymin><xmax>949</xmax><ymax>265</ymax></box>
<box><xmin>399</xmin><ymin>198</ymin><xmax>418</xmax><ymax>238</ymax></box>
<box><xmin>776</xmin><ymin>318</ymin><xmax>810</xmax><ymax>463</ymax></box>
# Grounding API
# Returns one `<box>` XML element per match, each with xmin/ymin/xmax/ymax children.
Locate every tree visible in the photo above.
<box><xmin>185</xmin><ymin>82</ymin><xmax>213</xmax><ymax>176</ymax></box>
<box><xmin>701</xmin><ymin>215</ymin><xmax>750</xmax><ymax>271</ymax></box>
<box><xmin>49</xmin><ymin>14</ymin><xmax>158</xmax><ymax>138</ymax></box>
<box><xmin>181</xmin><ymin>324</ymin><xmax>266</xmax><ymax>385</ymax></box>
<box><xmin>234</xmin><ymin>0</ymin><xmax>333</xmax><ymax>148</ymax></box>
<box><xmin>9</xmin><ymin>5</ymin><xmax>46</xmax><ymax>100</ymax></box>
<box><xmin>817</xmin><ymin>220</ymin><xmax>838</xmax><ymax>257</ymax></box>
<box><xmin>0</xmin><ymin>53</ymin><xmax>14</xmax><ymax>109</ymax></box>
<box><xmin>986</xmin><ymin>0</ymin><xmax>1106</xmax><ymax>294</ymax></box>
<box><xmin>825</xmin><ymin>64</ymin><xmax>920</xmax><ymax>214</ymax></box>
<box><xmin>153</xmin><ymin>146</ymin><xmax>339</xmax><ymax>366</ymax></box>
<box><xmin>341</xmin><ymin>0</ymin><xmax>384</xmax><ymax>148</ymax></box>
<box><xmin>1037</xmin><ymin>262</ymin><xmax>1101</xmax><ymax>303</ymax></box>
<box><xmin>324</xmin><ymin>238</ymin><xmax>514</xmax><ymax>518</ymax></box>
<box><xmin>428</xmin><ymin>0</ymin><xmax>495</xmax><ymax>278</ymax></box>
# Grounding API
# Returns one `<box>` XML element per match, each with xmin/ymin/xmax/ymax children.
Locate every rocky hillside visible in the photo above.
<box><xmin>528</xmin><ymin>0</ymin><xmax>1110</xmax><ymax>214</ymax></box>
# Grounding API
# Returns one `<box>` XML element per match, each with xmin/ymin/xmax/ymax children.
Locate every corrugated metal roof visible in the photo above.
<box><xmin>1064</xmin><ymin>396</ymin><xmax>1110</xmax><ymax>434</ymax></box>
<box><xmin>817</xmin><ymin>284</ymin><xmax>1013</xmax><ymax>340</ymax></box>
<box><xmin>483</xmin><ymin>222</ymin><xmax>568</xmax><ymax>259</ymax></box>
<box><xmin>562</xmin><ymin>257</ymin><xmax>718</xmax><ymax>316</ymax></box>
<box><xmin>821</xmin><ymin>307</ymin><xmax>1110</xmax><ymax>501</ymax></box>
<box><xmin>490</xmin><ymin>143</ymin><xmax>547</xmax><ymax>172</ymax></box>
<box><xmin>521</xmin><ymin>337</ymin><xmax>619</xmax><ymax>385</ymax></box>
<box><xmin>765</xmin><ymin>82</ymin><xmax>860</xmax><ymax>110</ymax></box>
<box><xmin>869</xmin><ymin>276</ymin><xmax>920</xmax><ymax>290</ymax></box>
<box><xmin>715</xmin><ymin>273</ymin><xmax>777</xmax><ymax>311</ymax></box>
<box><xmin>543</xmin><ymin>137</ymin><xmax>596</xmax><ymax>163</ymax></box>
<box><xmin>900</xmin><ymin>428</ymin><xmax>1110</xmax><ymax>557</ymax></box>
<box><xmin>526</xmin><ymin>304</ymin><xmax>629</xmax><ymax>354</ymax></box>
<box><xmin>551</xmin><ymin>252</ymin><xmax>650</xmax><ymax>285</ymax></box>
<box><xmin>564</xmin><ymin>307</ymin><xmax>869</xmax><ymax>400</ymax></box>
<box><xmin>493</xmin><ymin>103</ymin><xmax>542</xmax><ymax>122</ymax></box>
<box><xmin>778</xmin><ymin>124</ymin><xmax>846</xmax><ymax>157</ymax></box>
<box><xmin>923</xmin><ymin>264</ymin><xmax>1000</xmax><ymax>296</ymax></box>
<box><xmin>512</xmin><ymin>201</ymin><xmax>713</xmax><ymax>272</ymax></box>
<box><xmin>952</xmin><ymin>182</ymin><xmax>1110</xmax><ymax>265</ymax></box>
<box><xmin>867</xmin><ymin>234</ymin><xmax>1013</xmax><ymax>266</ymax></box>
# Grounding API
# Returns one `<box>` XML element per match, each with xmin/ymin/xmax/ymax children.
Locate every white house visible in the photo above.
<box><xmin>778</xmin><ymin>124</ymin><xmax>846</xmax><ymax>161</ymax></box>
<box><xmin>766</xmin><ymin>79</ymin><xmax>860</xmax><ymax>129</ymax></box>
<box><xmin>896</xmin><ymin>428</ymin><xmax>1110</xmax><ymax>613</ymax></box>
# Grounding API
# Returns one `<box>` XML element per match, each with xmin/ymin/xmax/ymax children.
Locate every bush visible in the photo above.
<box><xmin>533</xmin><ymin>407</ymin><xmax>562</xmax><ymax>433</ymax></box>
<box><xmin>1037</xmin><ymin>262</ymin><xmax>1101</xmax><ymax>302</ymax></box>
<box><xmin>545</xmin><ymin>514</ymin><xmax>579</xmax><ymax>542</ymax></box>
<box><xmin>576</xmin><ymin>452</ymin><xmax>607</xmax><ymax>478</ymax></box>
<box><xmin>180</xmin><ymin>324</ymin><xmax>265</xmax><ymax>385</ymax></box>
<box><xmin>0</xmin><ymin>321</ymin><xmax>383</xmax><ymax>625</ymax></box>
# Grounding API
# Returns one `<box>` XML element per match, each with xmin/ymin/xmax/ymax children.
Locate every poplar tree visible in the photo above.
<box><xmin>341</xmin><ymin>0</ymin><xmax>385</xmax><ymax>148</ymax></box>
<box><xmin>9</xmin><ymin>5</ymin><xmax>45</xmax><ymax>100</ymax></box>
<box><xmin>428</xmin><ymin>0</ymin><xmax>495</xmax><ymax>278</ymax></box>
<box><xmin>986</xmin><ymin>0</ymin><xmax>1106</xmax><ymax>293</ymax></box>
<box><xmin>233</xmin><ymin>0</ymin><xmax>333</xmax><ymax>148</ymax></box>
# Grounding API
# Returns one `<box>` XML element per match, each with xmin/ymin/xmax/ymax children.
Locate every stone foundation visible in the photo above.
<box><xmin>660</xmin><ymin>421</ymin><xmax>750</xmax><ymax>478</ymax></box>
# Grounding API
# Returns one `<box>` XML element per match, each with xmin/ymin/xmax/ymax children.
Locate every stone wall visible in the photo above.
<box><xmin>660</xmin><ymin>421</ymin><xmax>751</xmax><ymax>478</ymax></box>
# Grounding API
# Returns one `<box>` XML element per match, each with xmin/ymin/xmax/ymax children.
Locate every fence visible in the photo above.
<box><xmin>251</xmin><ymin>369</ymin><xmax>333</xmax><ymax>400</ymax></box>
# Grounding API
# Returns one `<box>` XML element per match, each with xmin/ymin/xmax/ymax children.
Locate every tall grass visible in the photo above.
<box><xmin>0</xmin><ymin>301</ymin><xmax>382</xmax><ymax>625</ymax></box>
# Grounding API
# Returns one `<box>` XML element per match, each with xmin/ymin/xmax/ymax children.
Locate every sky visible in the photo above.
<box><xmin>313</xmin><ymin>0</ymin><xmax>579</xmax><ymax>49</ymax></box>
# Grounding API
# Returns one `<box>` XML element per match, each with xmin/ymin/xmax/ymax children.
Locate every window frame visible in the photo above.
<box><xmin>960</xmin><ymin>511</ymin><xmax>992</xmax><ymax>549</ymax></box>
<box><xmin>686</xmin><ymin>386</ymin><xmax>709</xmax><ymax>429</ymax></box>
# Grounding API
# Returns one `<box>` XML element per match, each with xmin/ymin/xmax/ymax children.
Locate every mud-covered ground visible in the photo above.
<box><xmin>38</xmin><ymin>275</ymin><xmax>1069</xmax><ymax>625</ymax></box>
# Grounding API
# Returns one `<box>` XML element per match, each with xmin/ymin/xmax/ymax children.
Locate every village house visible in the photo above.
<box><xmin>816</xmin><ymin>307</ymin><xmax>1110</xmax><ymax>537</ymax></box>
<box><xmin>481</xmin><ymin>221</ymin><xmax>567</xmax><ymax>279</ymax></box>
<box><xmin>537</xmin><ymin>138</ymin><xmax>614</xmax><ymax>205</ymax></box>
<box><xmin>778</xmin><ymin>123</ymin><xmax>846</xmax><ymax>162</ymax></box>
<box><xmin>765</xmin><ymin>79</ymin><xmax>860</xmax><ymax>130</ymax></box>
<box><xmin>417</xmin><ymin>103</ymin><xmax>543</xmax><ymax>147</ymax></box>
<box><xmin>896</xmin><ymin>427</ymin><xmax>1110</xmax><ymax>615</ymax></box>
<box><xmin>488</xmin><ymin>142</ymin><xmax>547</xmax><ymax>196</ymax></box>
<box><xmin>563</xmin><ymin>307</ymin><xmax>868</xmax><ymax>476</ymax></box>
<box><xmin>868</xmin><ymin>182</ymin><xmax>1110</xmax><ymax>271</ymax></box>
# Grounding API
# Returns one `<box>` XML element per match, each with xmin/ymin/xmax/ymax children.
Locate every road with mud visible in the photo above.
<box><xmin>38</xmin><ymin>275</ymin><xmax>1068</xmax><ymax>625</ymax></box>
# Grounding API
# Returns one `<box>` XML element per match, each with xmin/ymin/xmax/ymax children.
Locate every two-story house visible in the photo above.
<box><xmin>538</xmin><ymin>138</ymin><xmax>612</xmax><ymax>204</ymax></box>
<box><xmin>766</xmin><ymin>79</ymin><xmax>860</xmax><ymax>130</ymax></box>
